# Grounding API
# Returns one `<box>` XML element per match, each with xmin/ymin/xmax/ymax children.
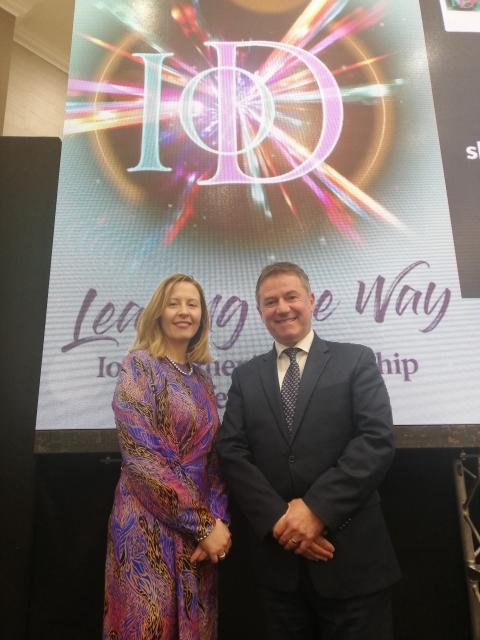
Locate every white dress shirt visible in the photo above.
<box><xmin>275</xmin><ymin>329</ymin><xmax>315</xmax><ymax>388</ymax></box>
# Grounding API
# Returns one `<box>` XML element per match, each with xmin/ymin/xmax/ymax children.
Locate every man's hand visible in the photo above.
<box><xmin>273</xmin><ymin>498</ymin><xmax>326</xmax><ymax>553</ymax></box>
<box><xmin>295</xmin><ymin>534</ymin><xmax>334</xmax><ymax>561</ymax></box>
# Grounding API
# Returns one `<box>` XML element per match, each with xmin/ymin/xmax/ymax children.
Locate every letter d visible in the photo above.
<box><xmin>200</xmin><ymin>40</ymin><xmax>343</xmax><ymax>185</ymax></box>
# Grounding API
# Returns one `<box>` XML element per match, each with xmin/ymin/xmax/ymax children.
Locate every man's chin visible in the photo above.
<box><xmin>274</xmin><ymin>332</ymin><xmax>298</xmax><ymax>346</ymax></box>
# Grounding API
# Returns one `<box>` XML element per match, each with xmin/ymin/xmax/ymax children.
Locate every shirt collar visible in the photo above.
<box><xmin>275</xmin><ymin>329</ymin><xmax>315</xmax><ymax>358</ymax></box>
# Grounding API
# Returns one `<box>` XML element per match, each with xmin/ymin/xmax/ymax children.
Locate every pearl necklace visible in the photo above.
<box><xmin>165</xmin><ymin>356</ymin><xmax>193</xmax><ymax>376</ymax></box>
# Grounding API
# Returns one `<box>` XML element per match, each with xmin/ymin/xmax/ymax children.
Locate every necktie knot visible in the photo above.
<box><xmin>284</xmin><ymin>347</ymin><xmax>300</xmax><ymax>364</ymax></box>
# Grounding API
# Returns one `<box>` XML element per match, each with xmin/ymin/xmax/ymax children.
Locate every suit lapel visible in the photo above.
<box><xmin>259</xmin><ymin>347</ymin><xmax>290</xmax><ymax>445</ymax></box>
<box><xmin>291</xmin><ymin>334</ymin><xmax>331</xmax><ymax>442</ymax></box>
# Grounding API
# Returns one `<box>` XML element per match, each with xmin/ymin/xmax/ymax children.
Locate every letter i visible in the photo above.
<box><xmin>393</xmin><ymin>353</ymin><xmax>401</xmax><ymax>375</ymax></box>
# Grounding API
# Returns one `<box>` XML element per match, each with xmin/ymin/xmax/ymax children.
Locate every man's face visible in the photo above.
<box><xmin>257</xmin><ymin>273</ymin><xmax>314</xmax><ymax>346</ymax></box>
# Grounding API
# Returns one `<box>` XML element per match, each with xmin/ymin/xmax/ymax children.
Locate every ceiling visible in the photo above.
<box><xmin>0</xmin><ymin>0</ymin><xmax>312</xmax><ymax>73</ymax></box>
<box><xmin>1</xmin><ymin>0</ymin><xmax>75</xmax><ymax>72</ymax></box>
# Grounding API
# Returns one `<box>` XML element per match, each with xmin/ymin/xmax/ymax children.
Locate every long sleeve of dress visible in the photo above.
<box><xmin>113</xmin><ymin>352</ymin><xmax>216</xmax><ymax>540</ymax></box>
<box><xmin>206</xmin><ymin>449</ymin><xmax>230</xmax><ymax>523</ymax></box>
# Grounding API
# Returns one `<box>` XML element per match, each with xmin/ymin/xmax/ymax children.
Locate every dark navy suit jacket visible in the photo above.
<box><xmin>216</xmin><ymin>333</ymin><xmax>400</xmax><ymax>597</ymax></box>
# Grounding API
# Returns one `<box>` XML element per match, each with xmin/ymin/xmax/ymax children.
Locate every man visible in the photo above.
<box><xmin>216</xmin><ymin>262</ymin><xmax>400</xmax><ymax>640</ymax></box>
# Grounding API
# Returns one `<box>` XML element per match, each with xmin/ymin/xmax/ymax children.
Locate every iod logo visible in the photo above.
<box><xmin>129</xmin><ymin>41</ymin><xmax>344</xmax><ymax>185</ymax></box>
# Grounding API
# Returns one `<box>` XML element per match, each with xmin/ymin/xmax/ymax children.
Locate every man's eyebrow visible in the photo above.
<box><xmin>262</xmin><ymin>289</ymin><xmax>301</xmax><ymax>302</ymax></box>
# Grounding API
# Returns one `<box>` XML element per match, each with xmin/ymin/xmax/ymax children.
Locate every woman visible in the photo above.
<box><xmin>103</xmin><ymin>274</ymin><xmax>230</xmax><ymax>640</ymax></box>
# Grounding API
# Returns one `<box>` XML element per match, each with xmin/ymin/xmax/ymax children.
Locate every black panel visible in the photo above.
<box><xmin>383</xmin><ymin>449</ymin><xmax>471</xmax><ymax>640</ymax></box>
<box><xmin>24</xmin><ymin>450</ymin><xmax>470</xmax><ymax>640</ymax></box>
<box><xmin>420</xmin><ymin>1</ymin><xmax>480</xmax><ymax>298</ymax></box>
<box><xmin>27</xmin><ymin>454</ymin><xmax>119</xmax><ymax>640</ymax></box>
<box><xmin>0</xmin><ymin>137</ymin><xmax>60</xmax><ymax>640</ymax></box>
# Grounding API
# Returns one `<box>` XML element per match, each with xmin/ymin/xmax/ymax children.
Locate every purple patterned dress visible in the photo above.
<box><xmin>103</xmin><ymin>350</ymin><xmax>229</xmax><ymax>640</ymax></box>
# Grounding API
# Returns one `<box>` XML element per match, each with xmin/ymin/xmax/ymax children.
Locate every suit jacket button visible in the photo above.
<box><xmin>288</xmin><ymin>455</ymin><xmax>296</xmax><ymax>464</ymax></box>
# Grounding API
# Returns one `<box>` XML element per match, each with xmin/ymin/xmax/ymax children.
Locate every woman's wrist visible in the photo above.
<box><xmin>196</xmin><ymin>518</ymin><xmax>215</xmax><ymax>542</ymax></box>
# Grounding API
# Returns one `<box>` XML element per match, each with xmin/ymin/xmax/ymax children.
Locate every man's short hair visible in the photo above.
<box><xmin>256</xmin><ymin>262</ymin><xmax>311</xmax><ymax>304</ymax></box>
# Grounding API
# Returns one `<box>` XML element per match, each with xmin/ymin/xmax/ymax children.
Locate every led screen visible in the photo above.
<box><xmin>36</xmin><ymin>0</ymin><xmax>480</xmax><ymax>429</ymax></box>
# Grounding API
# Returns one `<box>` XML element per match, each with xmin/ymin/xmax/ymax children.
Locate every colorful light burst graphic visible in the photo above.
<box><xmin>65</xmin><ymin>0</ymin><xmax>406</xmax><ymax>246</ymax></box>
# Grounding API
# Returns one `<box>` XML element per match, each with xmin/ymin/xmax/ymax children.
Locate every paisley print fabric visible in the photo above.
<box><xmin>103</xmin><ymin>350</ymin><xmax>229</xmax><ymax>640</ymax></box>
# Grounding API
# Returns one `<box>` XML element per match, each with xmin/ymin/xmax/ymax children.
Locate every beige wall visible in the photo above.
<box><xmin>3</xmin><ymin>42</ymin><xmax>68</xmax><ymax>137</ymax></box>
<box><xmin>0</xmin><ymin>0</ymin><xmax>74</xmax><ymax>138</ymax></box>
<box><xmin>0</xmin><ymin>7</ymin><xmax>15</xmax><ymax>132</ymax></box>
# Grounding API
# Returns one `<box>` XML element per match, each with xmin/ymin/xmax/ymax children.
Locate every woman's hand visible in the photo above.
<box><xmin>189</xmin><ymin>545</ymin><xmax>208</xmax><ymax>563</ymax></box>
<box><xmin>190</xmin><ymin>519</ymin><xmax>231</xmax><ymax>563</ymax></box>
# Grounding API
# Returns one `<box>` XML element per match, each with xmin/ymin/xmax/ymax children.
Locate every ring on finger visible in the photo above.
<box><xmin>289</xmin><ymin>538</ymin><xmax>299</xmax><ymax>545</ymax></box>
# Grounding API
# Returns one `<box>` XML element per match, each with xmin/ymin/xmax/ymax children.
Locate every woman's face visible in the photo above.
<box><xmin>160</xmin><ymin>282</ymin><xmax>202</xmax><ymax>352</ymax></box>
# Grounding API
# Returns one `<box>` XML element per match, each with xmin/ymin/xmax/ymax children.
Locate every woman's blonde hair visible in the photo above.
<box><xmin>131</xmin><ymin>274</ymin><xmax>211</xmax><ymax>363</ymax></box>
